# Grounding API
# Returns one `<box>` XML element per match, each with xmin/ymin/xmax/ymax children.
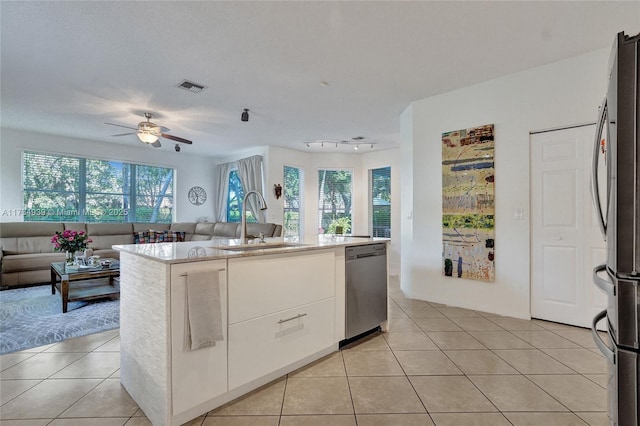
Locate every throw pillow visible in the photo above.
<box><xmin>147</xmin><ymin>230</ymin><xmax>165</xmax><ymax>243</ymax></box>
<box><xmin>163</xmin><ymin>230</ymin><xmax>186</xmax><ymax>242</ymax></box>
<box><xmin>133</xmin><ymin>231</ymin><xmax>149</xmax><ymax>244</ymax></box>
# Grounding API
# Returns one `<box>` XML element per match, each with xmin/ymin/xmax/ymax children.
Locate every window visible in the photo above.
<box><xmin>318</xmin><ymin>169</ymin><xmax>352</xmax><ymax>234</ymax></box>
<box><xmin>370</xmin><ymin>166</ymin><xmax>391</xmax><ymax>238</ymax></box>
<box><xmin>22</xmin><ymin>151</ymin><xmax>174</xmax><ymax>223</ymax></box>
<box><xmin>283</xmin><ymin>166</ymin><xmax>303</xmax><ymax>238</ymax></box>
<box><xmin>226</xmin><ymin>169</ymin><xmax>255</xmax><ymax>223</ymax></box>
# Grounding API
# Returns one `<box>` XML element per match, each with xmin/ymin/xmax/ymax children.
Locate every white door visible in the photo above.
<box><xmin>531</xmin><ymin>125</ymin><xmax>607</xmax><ymax>328</ymax></box>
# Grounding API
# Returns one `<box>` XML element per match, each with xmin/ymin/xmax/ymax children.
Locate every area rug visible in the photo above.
<box><xmin>0</xmin><ymin>284</ymin><xmax>119</xmax><ymax>354</ymax></box>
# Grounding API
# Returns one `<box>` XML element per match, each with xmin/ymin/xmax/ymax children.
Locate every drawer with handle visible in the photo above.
<box><xmin>228</xmin><ymin>250</ymin><xmax>335</xmax><ymax>324</ymax></box>
<box><xmin>228</xmin><ymin>297</ymin><xmax>335</xmax><ymax>389</ymax></box>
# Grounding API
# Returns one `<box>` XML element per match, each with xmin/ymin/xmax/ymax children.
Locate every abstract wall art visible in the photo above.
<box><xmin>442</xmin><ymin>124</ymin><xmax>495</xmax><ymax>282</ymax></box>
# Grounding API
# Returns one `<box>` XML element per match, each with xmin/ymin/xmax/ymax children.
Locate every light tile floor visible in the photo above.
<box><xmin>0</xmin><ymin>277</ymin><xmax>609</xmax><ymax>425</ymax></box>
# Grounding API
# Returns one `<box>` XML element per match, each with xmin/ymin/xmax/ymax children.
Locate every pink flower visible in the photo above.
<box><xmin>51</xmin><ymin>229</ymin><xmax>91</xmax><ymax>252</ymax></box>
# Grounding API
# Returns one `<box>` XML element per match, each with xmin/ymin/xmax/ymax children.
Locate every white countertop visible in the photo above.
<box><xmin>113</xmin><ymin>235</ymin><xmax>388</xmax><ymax>264</ymax></box>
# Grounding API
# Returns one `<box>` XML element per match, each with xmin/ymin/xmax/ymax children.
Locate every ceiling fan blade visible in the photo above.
<box><xmin>108</xmin><ymin>132</ymin><xmax>136</xmax><ymax>137</ymax></box>
<box><xmin>151</xmin><ymin>140</ymin><xmax>162</xmax><ymax>148</ymax></box>
<box><xmin>105</xmin><ymin>122</ymin><xmax>138</xmax><ymax>131</ymax></box>
<box><xmin>161</xmin><ymin>133</ymin><xmax>193</xmax><ymax>144</ymax></box>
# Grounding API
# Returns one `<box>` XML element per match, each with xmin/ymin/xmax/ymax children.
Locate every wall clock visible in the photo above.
<box><xmin>188</xmin><ymin>186</ymin><xmax>207</xmax><ymax>206</ymax></box>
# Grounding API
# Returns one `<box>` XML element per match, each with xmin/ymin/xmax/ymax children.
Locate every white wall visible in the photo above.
<box><xmin>361</xmin><ymin>148</ymin><xmax>401</xmax><ymax>275</ymax></box>
<box><xmin>401</xmin><ymin>48</ymin><xmax>610</xmax><ymax>319</ymax></box>
<box><xmin>400</xmin><ymin>104</ymin><xmax>414</xmax><ymax>290</ymax></box>
<box><xmin>0</xmin><ymin>128</ymin><xmax>222</xmax><ymax>223</ymax></box>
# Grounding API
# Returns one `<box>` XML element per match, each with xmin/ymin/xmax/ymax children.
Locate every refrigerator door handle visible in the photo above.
<box><xmin>591</xmin><ymin>97</ymin><xmax>608</xmax><ymax>241</ymax></box>
<box><xmin>592</xmin><ymin>309</ymin><xmax>615</xmax><ymax>364</ymax></box>
<box><xmin>593</xmin><ymin>263</ymin><xmax>615</xmax><ymax>296</ymax></box>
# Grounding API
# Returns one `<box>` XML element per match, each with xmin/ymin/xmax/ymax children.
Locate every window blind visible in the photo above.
<box><xmin>283</xmin><ymin>166</ymin><xmax>302</xmax><ymax>237</ymax></box>
<box><xmin>22</xmin><ymin>151</ymin><xmax>174</xmax><ymax>223</ymax></box>
<box><xmin>371</xmin><ymin>166</ymin><xmax>391</xmax><ymax>238</ymax></box>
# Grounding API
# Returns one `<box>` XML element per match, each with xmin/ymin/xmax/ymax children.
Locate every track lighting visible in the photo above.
<box><xmin>174</xmin><ymin>144</ymin><xmax>181</xmax><ymax>152</ymax></box>
<box><xmin>241</xmin><ymin>108</ymin><xmax>249</xmax><ymax>122</ymax></box>
<box><xmin>302</xmin><ymin>138</ymin><xmax>377</xmax><ymax>150</ymax></box>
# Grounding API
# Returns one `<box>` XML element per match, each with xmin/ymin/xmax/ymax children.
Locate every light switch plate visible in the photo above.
<box><xmin>513</xmin><ymin>208</ymin><xmax>524</xmax><ymax>220</ymax></box>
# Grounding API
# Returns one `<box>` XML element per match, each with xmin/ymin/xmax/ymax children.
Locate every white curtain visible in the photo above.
<box><xmin>236</xmin><ymin>155</ymin><xmax>266</xmax><ymax>222</ymax></box>
<box><xmin>213</xmin><ymin>162</ymin><xmax>232</xmax><ymax>222</ymax></box>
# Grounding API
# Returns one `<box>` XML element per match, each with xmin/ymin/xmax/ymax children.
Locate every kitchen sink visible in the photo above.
<box><xmin>215</xmin><ymin>242</ymin><xmax>307</xmax><ymax>251</ymax></box>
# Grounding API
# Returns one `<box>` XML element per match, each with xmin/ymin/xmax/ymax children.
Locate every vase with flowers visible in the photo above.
<box><xmin>51</xmin><ymin>230</ymin><xmax>93</xmax><ymax>265</ymax></box>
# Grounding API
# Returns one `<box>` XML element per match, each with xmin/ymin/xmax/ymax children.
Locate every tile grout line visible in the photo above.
<box><xmin>341</xmin><ymin>349</ymin><xmax>359</xmax><ymax>425</ymax></box>
<box><xmin>278</xmin><ymin>371</ymin><xmax>289</xmax><ymax>424</ymax></box>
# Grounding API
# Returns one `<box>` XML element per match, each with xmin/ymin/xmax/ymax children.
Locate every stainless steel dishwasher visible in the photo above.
<box><xmin>345</xmin><ymin>243</ymin><xmax>388</xmax><ymax>340</ymax></box>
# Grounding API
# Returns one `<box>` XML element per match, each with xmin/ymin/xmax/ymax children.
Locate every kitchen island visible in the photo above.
<box><xmin>114</xmin><ymin>236</ymin><xmax>387</xmax><ymax>426</ymax></box>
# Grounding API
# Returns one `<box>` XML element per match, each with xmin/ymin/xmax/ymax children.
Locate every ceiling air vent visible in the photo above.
<box><xmin>176</xmin><ymin>80</ymin><xmax>206</xmax><ymax>94</ymax></box>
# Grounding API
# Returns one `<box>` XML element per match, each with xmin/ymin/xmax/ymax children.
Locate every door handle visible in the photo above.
<box><xmin>593</xmin><ymin>263</ymin><xmax>615</xmax><ymax>296</ymax></box>
<box><xmin>278</xmin><ymin>313</ymin><xmax>307</xmax><ymax>324</ymax></box>
<box><xmin>590</xmin><ymin>97</ymin><xmax>608</xmax><ymax>241</ymax></box>
<box><xmin>591</xmin><ymin>309</ymin><xmax>614</xmax><ymax>364</ymax></box>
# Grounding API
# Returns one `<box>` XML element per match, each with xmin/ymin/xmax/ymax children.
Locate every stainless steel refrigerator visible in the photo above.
<box><xmin>591</xmin><ymin>31</ymin><xmax>640</xmax><ymax>426</ymax></box>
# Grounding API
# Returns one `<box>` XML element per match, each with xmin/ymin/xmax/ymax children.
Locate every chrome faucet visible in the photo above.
<box><xmin>240</xmin><ymin>190</ymin><xmax>268</xmax><ymax>244</ymax></box>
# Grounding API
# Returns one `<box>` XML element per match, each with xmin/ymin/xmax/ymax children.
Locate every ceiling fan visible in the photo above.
<box><xmin>105</xmin><ymin>113</ymin><xmax>193</xmax><ymax>148</ymax></box>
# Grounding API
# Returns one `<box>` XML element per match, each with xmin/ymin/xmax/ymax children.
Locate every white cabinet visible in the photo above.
<box><xmin>170</xmin><ymin>260</ymin><xmax>227</xmax><ymax>416</ymax></box>
<box><xmin>120</xmin><ymin>245</ymin><xmax>347</xmax><ymax>426</ymax></box>
<box><xmin>227</xmin><ymin>249</ymin><xmax>336</xmax><ymax>389</ymax></box>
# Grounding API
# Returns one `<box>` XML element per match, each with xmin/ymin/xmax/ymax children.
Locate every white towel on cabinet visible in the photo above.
<box><xmin>183</xmin><ymin>270</ymin><xmax>223</xmax><ymax>351</ymax></box>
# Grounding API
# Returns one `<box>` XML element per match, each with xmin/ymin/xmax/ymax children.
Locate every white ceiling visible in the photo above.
<box><xmin>2</xmin><ymin>1</ymin><xmax>639</xmax><ymax>156</ymax></box>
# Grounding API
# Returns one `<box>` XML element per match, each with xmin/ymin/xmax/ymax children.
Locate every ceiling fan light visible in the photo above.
<box><xmin>137</xmin><ymin>132</ymin><xmax>159</xmax><ymax>144</ymax></box>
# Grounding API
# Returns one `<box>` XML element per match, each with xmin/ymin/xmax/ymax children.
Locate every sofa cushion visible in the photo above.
<box><xmin>0</xmin><ymin>222</ymin><xmax>64</xmax><ymax>255</ymax></box>
<box><xmin>213</xmin><ymin>222</ymin><xmax>239</xmax><ymax>238</ymax></box>
<box><xmin>192</xmin><ymin>223</ymin><xmax>216</xmax><ymax>239</ymax></box>
<box><xmin>86</xmin><ymin>223</ymin><xmax>134</xmax><ymax>250</ymax></box>
<box><xmin>170</xmin><ymin>222</ymin><xmax>196</xmax><ymax>235</ymax></box>
<box><xmin>63</xmin><ymin>223</ymin><xmax>87</xmax><ymax>233</ymax></box>
<box><xmin>2</xmin><ymin>252</ymin><xmax>65</xmax><ymax>273</ymax></box>
<box><xmin>93</xmin><ymin>248</ymin><xmax>120</xmax><ymax>260</ymax></box>
<box><xmin>133</xmin><ymin>223</ymin><xmax>171</xmax><ymax>233</ymax></box>
<box><xmin>246</xmin><ymin>223</ymin><xmax>276</xmax><ymax>238</ymax></box>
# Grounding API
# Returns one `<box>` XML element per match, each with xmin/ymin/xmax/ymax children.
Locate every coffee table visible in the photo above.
<box><xmin>50</xmin><ymin>259</ymin><xmax>120</xmax><ymax>313</ymax></box>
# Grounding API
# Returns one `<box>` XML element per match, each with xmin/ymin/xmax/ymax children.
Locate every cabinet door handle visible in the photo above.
<box><xmin>179</xmin><ymin>268</ymin><xmax>225</xmax><ymax>277</ymax></box>
<box><xmin>278</xmin><ymin>313</ymin><xmax>307</xmax><ymax>324</ymax></box>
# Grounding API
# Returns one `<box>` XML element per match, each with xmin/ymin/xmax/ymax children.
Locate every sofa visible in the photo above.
<box><xmin>0</xmin><ymin>221</ymin><xmax>282</xmax><ymax>289</ymax></box>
